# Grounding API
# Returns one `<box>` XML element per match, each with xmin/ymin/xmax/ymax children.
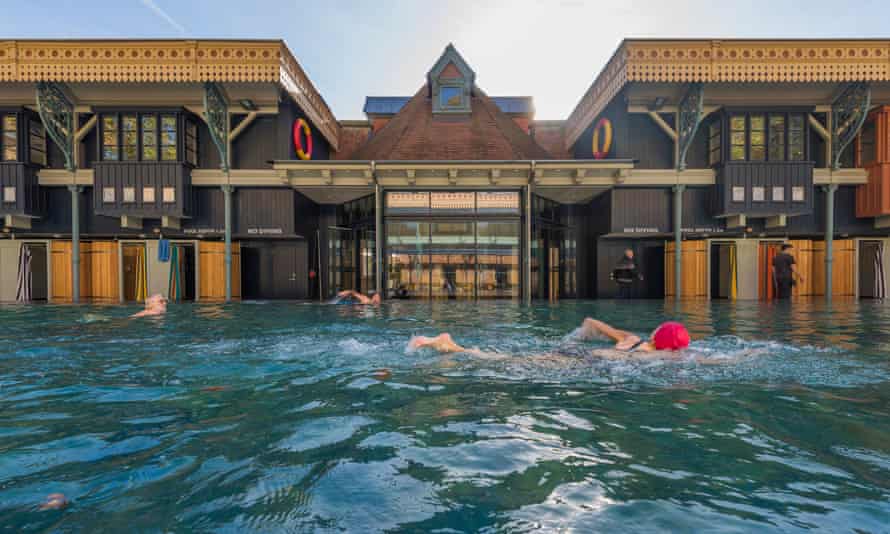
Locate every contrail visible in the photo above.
<box><xmin>139</xmin><ymin>0</ymin><xmax>188</xmax><ymax>36</ymax></box>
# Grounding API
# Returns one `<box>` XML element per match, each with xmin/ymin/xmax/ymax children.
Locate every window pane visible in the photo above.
<box><xmin>143</xmin><ymin>187</ymin><xmax>155</xmax><ymax>203</ymax></box>
<box><xmin>752</xmin><ymin>186</ymin><xmax>765</xmax><ymax>201</ymax></box>
<box><xmin>730</xmin><ymin>145</ymin><xmax>746</xmax><ymax>161</ymax></box>
<box><xmin>103</xmin><ymin>187</ymin><xmax>115</xmax><ymax>203</ymax></box>
<box><xmin>2</xmin><ymin>115</ymin><xmax>17</xmax><ymax>161</ymax></box>
<box><xmin>731</xmin><ymin>132</ymin><xmax>746</xmax><ymax>145</ymax></box>
<box><xmin>750</xmin><ymin>115</ymin><xmax>765</xmax><ymax>130</ymax></box>
<box><xmin>789</xmin><ymin>115</ymin><xmax>805</xmax><ymax>161</ymax></box>
<box><xmin>769</xmin><ymin>115</ymin><xmax>786</xmax><ymax>161</ymax></box>
<box><xmin>772</xmin><ymin>186</ymin><xmax>785</xmax><ymax>202</ymax></box>
<box><xmin>142</xmin><ymin>115</ymin><xmax>158</xmax><ymax>161</ymax></box>
<box><xmin>750</xmin><ymin>131</ymin><xmax>765</xmax><ymax>145</ymax></box>
<box><xmin>732</xmin><ymin>186</ymin><xmax>745</xmax><ymax>202</ymax></box>
<box><xmin>102</xmin><ymin>115</ymin><xmax>118</xmax><ymax>161</ymax></box>
<box><xmin>103</xmin><ymin>147</ymin><xmax>119</xmax><ymax>161</ymax></box>
<box><xmin>750</xmin><ymin>145</ymin><xmax>765</xmax><ymax>161</ymax></box>
<box><xmin>861</xmin><ymin>120</ymin><xmax>876</xmax><ymax>164</ymax></box>
<box><xmin>161</xmin><ymin>115</ymin><xmax>177</xmax><ymax>160</ymax></box>
<box><xmin>123</xmin><ymin>145</ymin><xmax>138</xmax><ymax>160</ymax></box>
<box><xmin>3</xmin><ymin>186</ymin><xmax>15</xmax><ymax>203</ymax></box>
<box><xmin>163</xmin><ymin>187</ymin><xmax>176</xmax><ymax>203</ymax></box>
<box><xmin>730</xmin><ymin>116</ymin><xmax>745</xmax><ymax>131</ymax></box>
<box><xmin>440</xmin><ymin>86</ymin><xmax>462</xmax><ymax>108</ymax></box>
<box><xmin>792</xmin><ymin>186</ymin><xmax>805</xmax><ymax>202</ymax></box>
<box><xmin>477</xmin><ymin>221</ymin><xmax>520</xmax><ymax>299</ymax></box>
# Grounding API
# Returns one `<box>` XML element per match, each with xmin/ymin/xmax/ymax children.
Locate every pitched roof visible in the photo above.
<box><xmin>364</xmin><ymin>96</ymin><xmax>534</xmax><ymax>116</ymax></box>
<box><xmin>346</xmin><ymin>86</ymin><xmax>552</xmax><ymax>161</ymax></box>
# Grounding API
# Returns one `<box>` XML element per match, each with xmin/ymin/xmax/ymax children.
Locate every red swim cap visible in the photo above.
<box><xmin>652</xmin><ymin>322</ymin><xmax>690</xmax><ymax>350</ymax></box>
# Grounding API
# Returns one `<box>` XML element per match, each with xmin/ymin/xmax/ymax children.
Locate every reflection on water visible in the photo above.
<box><xmin>0</xmin><ymin>300</ymin><xmax>889</xmax><ymax>532</ymax></box>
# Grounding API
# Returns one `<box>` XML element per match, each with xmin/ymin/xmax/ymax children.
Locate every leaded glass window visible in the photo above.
<box><xmin>860</xmin><ymin>120</ymin><xmax>876</xmax><ymax>164</ymax></box>
<box><xmin>730</xmin><ymin>115</ymin><xmax>746</xmax><ymax>161</ymax></box>
<box><xmin>29</xmin><ymin>120</ymin><xmax>46</xmax><ymax>165</ymax></box>
<box><xmin>161</xmin><ymin>115</ymin><xmax>177</xmax><ymax>161</ymax></box>
<box><xmin>142</xmin><ymin>115</ymin><xmax>158</xmax><ymax>161</ymax></box>
<box><xmin>768</xmin><ymin>115</ymin><xmax>786</xmax><ymax>161</ymax></box>
<box><xmin>102</xmin><ymin>115</ymin><xmax>119</xmax><ymax>160</ymax></box>
<box><xmin>789</xmin><ymin>115</ymin><xmax>805</xmax><ymax>161</ymax></box>
<box><xmin>708</xmin><ymin>121</ymin><xmax>721</xmax><ymax>166</ymax></box>
<box><xmin>3</xmin><ymin>114</ymin><xmax>18</xmax><ymax>161</ymax></box>
<box><xmin>185</xmin><ymin>120</ymin><xmax>197</xmax><ymax>166</ymax></box>
<box><xmin>122</xmin><ymin>114</ymin><xmax>138</xmax><ymax>161</ymax></box>
<box><xmin>749</xmin><ymin>115</ymin><xmax>766</xmax><ymax>161</ymax></box>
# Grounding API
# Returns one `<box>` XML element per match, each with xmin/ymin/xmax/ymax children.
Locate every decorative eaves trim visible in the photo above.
<box><xmin>0</xmin><ymin>39</ymin><xmax>339</xmax><ymax>150</ymax></box>
<box><xmin>565</xmin><ymin>39</ymin><xmax>890</xmax><ymax>150</ymax></box>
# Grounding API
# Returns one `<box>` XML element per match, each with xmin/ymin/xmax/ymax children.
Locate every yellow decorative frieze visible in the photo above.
<box><xmin>566</xmin><ymin>39</ymin><xmax>890</xmax><ymax>149</ymax></box>
<box><xmin>0</xmin><ymin>39</ymin><xmax>338</xmax><ymax>149</ymax></box>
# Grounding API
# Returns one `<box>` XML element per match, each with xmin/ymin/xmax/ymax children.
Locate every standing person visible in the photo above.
<box><xmin>772</xmin><ymin>243</ymin><xmax>804</xmax><ymax>299</ymax></box>
<box><xmin>611</xmin><ymin>249</ymin><xmax>643</xmax><ymax>299</ymax></box>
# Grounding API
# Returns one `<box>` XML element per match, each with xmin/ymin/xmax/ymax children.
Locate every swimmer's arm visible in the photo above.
<box><xmin>578</xmin><ymin>318</ymin><xmax>637</xmax><ymax>345</ymax></box>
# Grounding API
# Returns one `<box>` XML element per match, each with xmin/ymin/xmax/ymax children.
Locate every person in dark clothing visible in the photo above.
<box><xmin>772</xmin><ymin>243</ymin><xmax>804</xmax><ymax>299</ymax></box>
<box><xmin>612</xmin><ymin>249</ymin><xmax>643</xmax><ymax>298</ymax></box>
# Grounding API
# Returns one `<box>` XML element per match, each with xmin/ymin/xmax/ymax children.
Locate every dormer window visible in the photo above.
<box><xmin>440</xmin><ymin>86</ymin><xmax>463</xmax><ymax>109</ymax></box>
<box><xmin>429</xmin><ymin>44</ymin><xmax>475</xmax><ymax>115</ymax></box>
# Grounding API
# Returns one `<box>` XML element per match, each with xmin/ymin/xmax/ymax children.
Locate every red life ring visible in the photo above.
<box><xmin>591</xmin><ymin>118</ymin><xmax>613</xmax><ymax>159</ymax></box>
<box><xmin>293</xmin><ymin>118</ymin><xmax>313</xmax><ymax>160</ymax></box>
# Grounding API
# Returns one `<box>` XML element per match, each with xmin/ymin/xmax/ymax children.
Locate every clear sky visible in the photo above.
<box><xmin>0</xmin><ymin>0</ymin><xmax>887</xmax><ymax>119</ymax></box>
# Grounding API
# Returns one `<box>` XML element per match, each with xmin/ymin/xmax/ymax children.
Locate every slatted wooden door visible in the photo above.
<box><xmin>789</xmin><ymin>239</ymin><xmax>814</xmax><ymax>297</ymax></box>
<box><xmin>665</xmin><ymin>240</ymin><xmax>707</xmax><ymax>298</ymax></box>
<box><xmin>50</xmin><ymin>240</ymin><xmax>72</xmax><ymax>301</ymax></box>
<box><xmin>86</xmin><ymin>241</ymin><xmax>119</xmax><ymax>301</ymax></box>
<box><xmin>199</xmin><ymin>241</ymin><xmax>241</xmax><ymax>300</ymax></box>
<box><xmin>812</xmin><ymin>239</ymin><xmax>856</xmax><ymax>297</ymax></box>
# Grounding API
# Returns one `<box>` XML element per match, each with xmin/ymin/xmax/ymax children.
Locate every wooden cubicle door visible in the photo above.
<box><xmin>49</xmin><ymin>240</ymin><xmax>119</xmax><ymax>301</ymax></box>
<box><xmin>665</xmin><ymin>240</ymin><xmax>707</xmax><ymax>298</ymax></box>
<box><xmin>812</xmin><ymin>239</ymin><xmax>856</xmax><ymax>297</ymax></box>
<box><xmin>199</xmin><ymin>241</ymin><xmax>241</xmax><ymax>300</ymax></box>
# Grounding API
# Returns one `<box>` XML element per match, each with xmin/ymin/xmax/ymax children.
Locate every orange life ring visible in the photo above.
<box><xmin>591</xmin><ymin>118</ymin><xmax>613</xmax><ymax>159</ymax></box>
<box><xmin>293</xmin><ymin>118</ymin><xmax>313</xmax><ymax>160</ymax></box>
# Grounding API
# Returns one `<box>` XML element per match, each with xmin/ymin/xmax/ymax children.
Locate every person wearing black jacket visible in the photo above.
<box><xmin>612</xmin><ymin>249</ymin><xmax>643</xmax><ymax>299</ymax></box>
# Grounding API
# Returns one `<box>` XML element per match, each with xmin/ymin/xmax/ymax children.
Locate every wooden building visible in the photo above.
<box><xmin>0</xmin><ymin>39</ymin><xmax>887</xmax><ymax>302</ymax></box>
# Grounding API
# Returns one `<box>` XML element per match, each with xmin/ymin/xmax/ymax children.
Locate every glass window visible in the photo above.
<box><xmin>477</xmin><ymin>192</ymin><xmax>520</xmax><ymax>215</ymax></box>
<box><xmin>386</xmin><ymin>192</ymin><xmax>429</xmax><ymax>215</ymax></box>
<box><xmin>163</xmin><ymin>186</ymin><xmax>176</xmax><ymax>203</ymax></box>
<box><xmin>143</xmin><ymin>187</ymin><xmax>155</xmax><ymax>203</ymax></box>
<box><xmin>122</xmin><ymin>115</ymin><xmax>138</xmax><ymax>161</ymax></box>
<box><xmin>430</xmin><ymin>222</ymin><xmax>476</xmax><ymax>299</ymax></box>
<box><xmin>477</xmin><ymin>221</ymin><xmax>520</xmax><ymax>299</ymax></box>
<box><xmin>430</xmin><ymin>191</ymin><xmax>474</xmax><ymax>214</ymax></box>
<box><xmin>860</xmin><ymin>120</ymin><xmax>876</xmax><ymax>164</ymax></box>
<box><xmin>440</xmin><ymin>86</ymin><xmax>463</xmax><ymax>108</ymax></box>
<box><xmin>185</xmin><ymin>120</ymin><xmax>197</xmax><ymax>166</ymax></box>
<box><xmin>102</xmin><ymin>115</ymin><xmax>119</xmax><ymax>161</ymax></box>
<box><xmin>708</xmin><ymin>121</ymin><xmax>721</xmax><ymax>166</ymax></box>
<box><xmin>161</xmin><ymin>115</ymin><xmax>177</xmax><ymax>161</ymax></box>
<box><xmin>3</xmin><ymin>186</ymin><xmax>15</xmax><ymax>203</ymax></box>
<box><xmin>730</xmin><ymin>115</ymin><xmax>746</xmax><ymax>161</ymax></box>
<box><xmin>387</xmin><ymin>221</ymin><xmax>431</xmax><ymax>298</ymax></box>
<box><xmin>752</xmin><ymin>186</ymin><xmax>765</xmax><ymax>202</ymax></box>
<box><xmin>749</xmin><ymin>115</ymin><xmax>766</xmax><ymax>161</ymax></box>
<box><xmin>123</xmin><ymin>187</ymin><xmax>135</xmax><ymax>203</ymax></box>
<box><xmin>772</xmin><ymin>186</ymin><xmax>785</xmax><ymax>202</ymax></box>
<box><xmin>29</xmin><ymin>120</ymin><xmax>46</xmax><ymax>165</ymax></box>
<box><xmin>141</xmin><ymin>115</ymin><xmax>158</xmax><ymax>161</ymax></box>
<box><xmin>792</xmin><ymin>186</ymin><xmax>805</xmax><ymax>202</ymax></box>
<box><xmin>732</xmin><ymin>186</ymin><xmax>745</xmax><ymax>202</ymax></box>
<box><xmin>768</xmin><ymin>115</ymin><xmax>785</xmax><ymax>161</ymax></box>
<box><xmin>3</xmin><ymin>114</ymin><xmax>17</xmax><ymax>161</ymax></box>
<box><xmin>103</xmin><ymin>187</ymin><xmax>116</xmax><ymax>203</ymax></box>
<box><xmin>789</xmin><ymin>115</ymin><xmax>805</xmax><ymax>161</ymax></box>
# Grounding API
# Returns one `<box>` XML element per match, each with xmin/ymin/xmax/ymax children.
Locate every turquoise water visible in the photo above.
<box><xmin>1</xmin><ymin>300</ymin><xmax>889</xmax><ymax>532</ymax></box>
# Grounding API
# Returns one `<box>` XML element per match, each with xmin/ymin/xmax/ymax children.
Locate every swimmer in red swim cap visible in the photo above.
<box><xmin>576</xmin><ymin>318</ymin><xmax>690</xmax><ymax>352</ymax></box>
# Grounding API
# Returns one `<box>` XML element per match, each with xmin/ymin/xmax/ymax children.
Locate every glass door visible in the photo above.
<box><xmin>430</xmin><ymin>221</ymin><xmax>476</xmax><ymax>299</ymax></box>
<box><xmin>477</xmin><ymin>221</ymin><xmax>520</xmax><ymax>299</ymax></box>
<box><xmin>328</xmin><ymin>227</ymin><xmax>355</xmax><ymax>297</ymax></box>
<box><xmin>387</xmin><ymin>221</ymin><xmax>430</xmax><ymax>299</ymax></box>
<box><xmin>359</xmin><ymin>229</ymin><xmax>376</xmax><ymax>294</ymax></box>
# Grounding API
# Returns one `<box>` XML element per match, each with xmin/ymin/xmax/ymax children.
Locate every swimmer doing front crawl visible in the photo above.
<box><xmin>409</xmin><ymin>317</ymin><xmax>691</xmax><ymax>362</ymax></box>
<box><xmin>335</xmin><ymin>290</ymin><xmax>381</xmax><ymax>305</ymax></box>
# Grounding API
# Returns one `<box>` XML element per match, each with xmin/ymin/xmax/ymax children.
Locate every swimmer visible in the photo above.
<box><xmin>131</xmin><ymin>294</ymin><xmax>168</xmax><ymax>318</ymax></box>
<box><xmin>410</xmin><ymin>318</ymin><xmax>691</xmax><ymax>362</ymax></box>
<box><xmin>336</xmin><ymin>289</ymin><xmax>381</xmax><ymax>306</ymax></box>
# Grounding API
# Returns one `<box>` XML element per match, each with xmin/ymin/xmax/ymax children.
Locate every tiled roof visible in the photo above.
<box><xmin>347</xmin><ymin>86</ymin><xmax>552</xmax><ymax>161</ymax></box>
<box><xmin>364</xmin><ymin>96</ymin><xmax>534</xmax><ymax>116</ymax></box>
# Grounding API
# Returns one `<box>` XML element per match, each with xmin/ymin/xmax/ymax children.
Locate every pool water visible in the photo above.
<box><xmin>1</xmin><ymin>300</ymin><xmax>889</xmax><ymax>532</ymax></box>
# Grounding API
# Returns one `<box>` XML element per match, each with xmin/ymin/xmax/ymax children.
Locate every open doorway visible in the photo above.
<box><xmin>710</xmin><ymin>242</ymin><xmax>737</xmax><ymax>299</ymax></box>
<box><xmin>122</xmin><ymin>243</ymin><xmax>147</xmax><ymax>302</ymax></box>
<box><xmin>17</xmin><ymin>243</ymin><xmax>48</xmax><ymax>302</ymax></box>
<box><xmin>168</xmin><ymin>243</ymin><xmax>196</xmax><ymax>301</ymax></box>
<box><xmin>859</xmin><ymin>240</ymin><xmax>886</xmax><ymax>299</ymax></box>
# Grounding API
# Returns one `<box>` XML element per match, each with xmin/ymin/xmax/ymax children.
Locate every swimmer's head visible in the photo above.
<box><xmin>147</xmin><ymin>294</ymin><xmax>168</xmax><ymax>309</ymax></box>
<box><xmin>652</xmin><ymin>322</ymin><xmax>690</xmax><ymax>351</ymax></box>
<box><xmin>370</xmin><ymin>292</ymin><xmax>381</xmax><ymax>305</ymax></box>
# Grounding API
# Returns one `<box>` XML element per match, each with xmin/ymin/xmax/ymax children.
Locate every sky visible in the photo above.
<box><xmin>0</xmin><ymin>0</ymin><xmax>888</xmax><ymax>120</ymax></box>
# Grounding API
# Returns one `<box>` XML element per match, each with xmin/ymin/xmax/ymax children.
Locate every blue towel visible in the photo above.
<box><xmin>158</xmin><ymin>239</ymin><xmax>171</xmax><ymax>262</ymax></box>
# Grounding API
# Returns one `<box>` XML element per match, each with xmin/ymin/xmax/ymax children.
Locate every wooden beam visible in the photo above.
<box><xmin>808</xmin><ymin>114</ymin><xmax>829</xmax><ymax>141</ymax></box>
<box><xmin>647</xmin><ymin>111</ymin><xmax>678</xmax><ymax>142</ymax></box>
<box><xmin>74</xmin><ymin>114</ymin><xmax>97</xmax><ymax>142</ymax></box>
<box><xmin>228</xmin><ymin>111</ymin><xmax>258</xmax><ymax>142</ymax></box>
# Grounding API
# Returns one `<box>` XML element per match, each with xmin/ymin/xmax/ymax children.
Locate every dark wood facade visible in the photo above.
<box><xmin>93</xmin><ymin>162</ymin><xmax>193</xmax><ymax>218</ymax></box>
<box><xmin>713</xmin><ymin>161</ymin><xmax>814</xmax><ymax>217</ymax></box>
<box><xmin>0</xmin><ymin>163</ymin><xmax>44</xmax><ymax>218</ymax></box>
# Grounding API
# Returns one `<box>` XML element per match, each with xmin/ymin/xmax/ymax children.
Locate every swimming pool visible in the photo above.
<box><xmin>1</xmin><ymin>300</ymin><xmax>889</xmax><ymax>532</ymax></box>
